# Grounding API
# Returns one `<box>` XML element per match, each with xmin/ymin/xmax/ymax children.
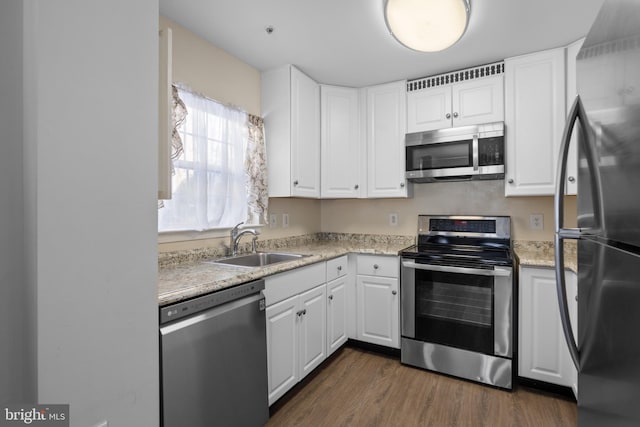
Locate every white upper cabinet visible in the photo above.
<box><xmin>262</xmin><ymin>65</ymin><xmax>320</xmax><ymax>198</ymax></box>
<box><xmin>158</xmin><ymin>28</ymin><xmax>173</xmax><ymax>200</ymax></box>
<box><xmin>564</xmin><ymin>38</ymin><xmax>585</xmax><ymax>196</ymax></box>
<box><xmin>365</xmin><ymin>80</ymin><xmax>411</xmax><ymax>198</ymax></box>
<box><xmin>320</xmin><ymin>85</ymin><xmax>362</xmax><ymax>198</ymax></box>
<box><xmin>505</xmin><ymin>48</ymin><xmax>566</xmax><ymax>196</ymax></box>
<box><xmin>407</xmin><ymin>66</ymin><xmax>504</xmax><ymax>133</ymax></box>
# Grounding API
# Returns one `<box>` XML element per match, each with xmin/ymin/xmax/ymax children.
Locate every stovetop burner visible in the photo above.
<box><xmin>401</xmin><ymin>215</ymin><xmax>513</xmax><ymax>268</ymax></box>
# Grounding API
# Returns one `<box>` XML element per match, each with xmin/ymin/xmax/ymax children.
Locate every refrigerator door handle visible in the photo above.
<box><xmin>554</xmin><ymin>95</ymin><xmax>592</xmax><ymax>370</ymax></box>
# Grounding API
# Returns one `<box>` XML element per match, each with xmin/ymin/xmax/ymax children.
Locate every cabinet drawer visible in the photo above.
<box><xmin>264</xmin><ymin>262</ymin><xmax>326</xmax><ymax>306</ymax></box>
<box><xmin>326</xmin><ymin>255</ymin><xmax>348</xmax><ymax>282</ymax></box>
<box><xmin>356</xmin><ymin>255</ymin><xmax>399</xmax><ymax>278</ymax></box>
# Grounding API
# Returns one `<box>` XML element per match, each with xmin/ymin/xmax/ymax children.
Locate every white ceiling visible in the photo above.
<box><xmin>159</xmin><ymin>0</ymin><xmax>605</xmax><ymax>88</ymax></box>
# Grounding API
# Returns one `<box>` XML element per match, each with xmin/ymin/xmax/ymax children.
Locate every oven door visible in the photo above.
<box><xmin>401</xmin><ymin>259</ymin><xmax>513</xmax><ymax>357</ymax></box>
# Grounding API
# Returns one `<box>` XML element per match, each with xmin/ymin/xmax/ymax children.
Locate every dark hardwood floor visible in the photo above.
<box><xmin>267</xmin><ymin>346</ymin><xmax>577</xmax><ymax>427</ymax></box>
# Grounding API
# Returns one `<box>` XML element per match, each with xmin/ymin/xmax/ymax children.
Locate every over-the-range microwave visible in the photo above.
<box><xmin>405</xmin><ymin>121</ymin><xmax>505</xmax><ymax>183</ymax></box>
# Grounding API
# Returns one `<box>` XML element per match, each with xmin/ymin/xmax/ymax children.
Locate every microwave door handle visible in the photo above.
<box><xmin>472</xmin><ymin>134</ymin><xmax>479</xmax><ymax>171</ymax></box>
<box><xmin>402</xmin><ymin>260</ymin><xmax>511</xmax><ymax>277</ymax></box>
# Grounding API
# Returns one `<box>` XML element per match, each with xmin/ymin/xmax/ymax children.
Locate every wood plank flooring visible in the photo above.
<box><xmin>267</xmin><ymin>346</ymin><xmax>577</xmax><ymax>427</ymax></box>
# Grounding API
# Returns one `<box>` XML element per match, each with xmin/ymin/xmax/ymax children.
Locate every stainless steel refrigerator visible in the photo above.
<box><xmin>555</xmin><ymin>0</ymin><xmax>640</xmax><ymax>425</ymax></box>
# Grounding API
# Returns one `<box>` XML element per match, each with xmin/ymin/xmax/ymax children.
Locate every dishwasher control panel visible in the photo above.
<box><xmin>160</xmin><ymin>279</ymin><xmax>265</xmax><ymax>324</ymax></box>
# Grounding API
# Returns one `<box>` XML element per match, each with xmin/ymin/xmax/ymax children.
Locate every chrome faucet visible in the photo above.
<box><xmin>230</xmin><ymin>222</ymin><xmax>260</xmax><ymax>256</ymax></box>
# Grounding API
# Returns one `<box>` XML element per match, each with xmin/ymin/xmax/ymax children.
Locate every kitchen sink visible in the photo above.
<box><xmin>205</xmin><ymin>252</ymin><xmax>307</xmax><ymax>268</ymax></box>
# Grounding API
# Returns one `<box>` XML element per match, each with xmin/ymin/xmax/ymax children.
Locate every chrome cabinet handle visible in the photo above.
<box><xmin>373</xmin><ymin>264</ymin><xmax>379</xmax><ymax>270</ymax></box>
<box><xmin>302</xmin><ymin>309</ymin><xmax>307</xmax><ymax>315</ymax></box>
<box><xmin>445</xmin><ymin>113</ymin><xmax>451</xmax><ymax>119</ymax></box>
<box><xmin>507</xmin><ymin>178</ymin><xmax>514</xmax><ymax>184</ymax></box>
<box><xmin>568</xmin><ymin>176</ymin><xmax>576</xmax><ymax>183</ymax></box>
<box><xmin>400</xmin><ymin>182</ymin><xmax>405</xmax><ymax>188</ymax></box>
<box><xmin>354</xmin><ymin>184</ymin><xmax>359</xmax><ymax>190</ymax></box>
<box><xmin>293</xmin><ymin>180</ymin><xmax>299</xmax><ymax>186</ymax></box>
<box><xmin>296</xmin><ymin>310</ymin><xmax>303</xmax><ymax>317</ymax></box>
<box><xmin>328</xmin><ymin>295</ymin><xmax>334</xmax><ymax>301</ymax></box>
<box><xmin>392</xmin><ymin>290</ymin><xmax>397</xmax><ymax>295</ymax></box>
<box><xmin>453</xmin><ymin>112</ymin><xmax>459</xmax><ymax>118</ymax></box>
<box><xmin>337</xmin><ymin>266</ymin><xmax>342</xmax><ymax>271</ymax></box>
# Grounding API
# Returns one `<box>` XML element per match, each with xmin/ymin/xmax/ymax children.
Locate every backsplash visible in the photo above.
<box><xmin>158</xmin><ymin>232</ymin><xmax>414</xmax><ymax>268</ymax></box>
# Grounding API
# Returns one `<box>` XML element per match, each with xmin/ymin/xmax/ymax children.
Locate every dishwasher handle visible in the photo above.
<box><xmin>160</xmin><ymin>279</ymin><xmax>265</xmax><ymax>324</ymax></box>
<box><xmin>160</xmin><ymin>292</ymin><xmax>264</xmax><ymax>335</ymax></box>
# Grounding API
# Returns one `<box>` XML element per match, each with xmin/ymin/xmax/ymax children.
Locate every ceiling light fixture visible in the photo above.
<box><xmin>384</xmin><ymin>0</ymin><xmax>470</xmax><ymax>52</ymax></box>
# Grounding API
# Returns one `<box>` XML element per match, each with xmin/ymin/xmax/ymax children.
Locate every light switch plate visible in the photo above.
<box><xmin>269</xmin><ymin>214</ymin><xmax>277</xmax><ymax>228</ymax></box>
<box><xmin>282</xmin><ymin>213</ymin><xmax>289</xmax><ymax>228</ymax></box>
<box><xmin>530</xmin><ymin>214</ymin><xmax>544</xmax><ymax>231</ymax></box>
<box><xmin>389</xmin><ymin>213</ymin><xmax>398</xmax><ymax>226</ymax></box>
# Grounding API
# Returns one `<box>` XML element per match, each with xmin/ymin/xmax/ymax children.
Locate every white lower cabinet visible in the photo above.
<box><xmin>356</xmin><ymin>255</ymin><xmax>400</xmax><ymax>349</ymax></box>
<box><xmin>326</xmin><ymin>255</ymin><xmax>349</xmax><ymax>356</ymax></box>
<box><xmin>265</xmin><ymin>295</ymin><xmax>298</xmax><ymax>405</ymax></box>
<box><xmin>265</xmin><ymin>284</ymin><xmax>326</xmax><ymax>405</ymax></box>
<box><xmin>264</xmin><ymin>262</ymin><xmax>327</xmax><ymax>405</ymax></box>
<box><xmin>519</xmin><ymin>266</ymin><xmax>577</xmax><ymax>390</ymax></box>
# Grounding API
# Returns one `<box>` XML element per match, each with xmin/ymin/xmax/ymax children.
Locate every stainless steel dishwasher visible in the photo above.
<box><xmin>160</xmin><ymin>279</ymin><xmax>268</xmax><ymax>427</ymax></box>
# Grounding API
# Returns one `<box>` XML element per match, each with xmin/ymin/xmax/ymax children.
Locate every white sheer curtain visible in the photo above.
<box><xmin>158</xmin><ymin>87</ymin><xmax>249</xmax><ymax>232</ymax></box>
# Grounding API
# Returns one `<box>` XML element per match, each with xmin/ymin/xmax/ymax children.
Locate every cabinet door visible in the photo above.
<box><xmin>564</xmin><ymin>39</ymin><xmax>583</xmax><ymax>196</ymax></box>
<box><xmin>327</xmin><ymin>276</ymin><xmax>348</xmax><ymax>356</ymax></box>
<box><xmin>566</xmin><ymin>270</ymin><xmax>578</xmax><ymax>397</ymax></box>
<box><xmin>519</xmin><ymin>267</ymin><xmax>575</xmax><ymax>387</ymax></box>
<box><xmin>321</xmin><ymin>85</ymin><xmax>361</xmax><ymax>198</ymax></box>
<box><xmin>356</xmin><ymin>275</ymin><xmax>399</xmax><ymax>348</ymax></box>
<box><xmin>505</xmin><ymin>48</ymin><xmax>566</xmax><ymax>196</ymax></box>
<box><xmin>265</xmin><ymin>295</ymin><xmax>299</xmax><ymax>405</ymax></box>
<box><xmin>453</xmin><ymin>75</ymin><xmax>504</xmax><ymax>127</ymax></box>
<box><xmin>291</xmin><ymin>66</ymin><xmax>320</xmax><ymax>198</ymax></box>
<box><xmin>406</xmin><ymin>86</ymin><xmax>452</xmax><ymax>133</ymax></box>
<box><xmin>298</xmin><ymin>284</ymin><xmax>327</xmax><ymax>380</ymax></box>
<box><xmin>366</xmin><ymin>81</ymin><xmax>410</xmax><ymax>198</ymax></box>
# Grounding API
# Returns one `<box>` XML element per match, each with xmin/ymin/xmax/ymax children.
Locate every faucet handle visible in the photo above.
<box><xmin>231</xmin><ymin>221</ymin><xmax>244</xmax><ymax>236</ymax></box>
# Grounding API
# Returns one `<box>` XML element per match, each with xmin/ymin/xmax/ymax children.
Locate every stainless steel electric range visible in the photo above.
<box><xmin>399</xmin><ymin>215</ymin><xmax>514</xmax><ymax>389</ymax></box>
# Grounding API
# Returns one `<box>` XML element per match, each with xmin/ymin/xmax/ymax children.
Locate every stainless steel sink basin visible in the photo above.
<box><xmin>205</xmin><ymin>252</ymin><xmax>307</xmax><ymax>268</ymax></box>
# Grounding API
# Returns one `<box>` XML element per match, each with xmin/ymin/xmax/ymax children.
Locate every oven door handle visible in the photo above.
<box><xmin>401</xmin><ymin>260</ymin><xmax>512</xmax><ymax>277</ymax></box>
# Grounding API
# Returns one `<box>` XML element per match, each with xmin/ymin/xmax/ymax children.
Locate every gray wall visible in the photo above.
<box><xmin>0</xmin><ymin>1</ymin><xmax>36</xmax><ymax>406</ymax></box>
<box><xmin>4</xmin><ymin>1</ymin><xmax>160</xmax><ymax>425</ymax></box>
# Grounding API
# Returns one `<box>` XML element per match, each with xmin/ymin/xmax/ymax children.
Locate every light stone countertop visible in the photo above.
<box><xmin>513</xmin><ymin>240</ymin><xmax>577</xmax><ymax>273</ymax></box>
<box><xmin>158</xmin><ymin>234</ymin><xmax>414</xmax><ymax>307</ymax></box>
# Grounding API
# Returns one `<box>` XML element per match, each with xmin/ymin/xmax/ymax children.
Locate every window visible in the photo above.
<box><xmin>158</xmin><ymin>88</ymin><xmax>249</xmax><ymax>232</ymax></box>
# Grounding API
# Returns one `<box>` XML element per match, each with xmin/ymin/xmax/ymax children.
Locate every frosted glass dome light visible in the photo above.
<box><xmin>384</xmin><ymin>0</ymin><xmax>470</xmax><ymax>52</ymax></box>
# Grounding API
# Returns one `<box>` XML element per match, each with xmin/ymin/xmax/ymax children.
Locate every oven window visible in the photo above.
<box><xmin>414</xmin><ymin>270</ymin><xmax>494</xmax><ymax>354</ymax></box>
<box><xmin>406</xmin><ymin>140</ymin><xmax>472</xmax><ymax>171</ymax></box>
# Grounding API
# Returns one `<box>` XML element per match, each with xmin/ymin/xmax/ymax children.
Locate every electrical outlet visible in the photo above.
<box><xmin>530</xmin><ymin>214</ymin><xmax>544</xmax><ymax>231</ymax></box>
<box><xmin>282</xmin><ymin>213</ymin><xmax>289</xmax><ymax>228</ymax></box>
<box><xmin>389</xmin><ymin>213</ymin><xmax>398</xmax><ymax>226</ymax></box>
<box><xmin>269</xmin><ymin>214</ymin><xmax>277</xmax><ymax>228</ymax></box>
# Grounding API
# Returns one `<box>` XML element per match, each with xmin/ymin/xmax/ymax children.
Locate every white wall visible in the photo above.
<box><xmin>0</xmin><ymin>1</ymin><xmax>36</xmax><ymax>405</ymax></box>
<box><xmin>321</xmin><ymin>180</ymin><xmax>577</xmax><ymax>241</ymax></box>
<box><xmin>21</xmin><ymin>1</ymin><xmax>159</xmax><ymax>426</ymax></box>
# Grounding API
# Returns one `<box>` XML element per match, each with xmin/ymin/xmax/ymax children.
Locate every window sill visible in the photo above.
<box><xmin>158</xmin><ymin>224</ymin><xmax>264</xmax><ymax>244</ymax></box>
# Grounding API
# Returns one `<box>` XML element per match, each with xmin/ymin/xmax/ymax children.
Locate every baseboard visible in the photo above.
<box><xmin>517</xmin><ymin>376</ymin><xmax>577</xmax><ymax>401</ymax></box>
